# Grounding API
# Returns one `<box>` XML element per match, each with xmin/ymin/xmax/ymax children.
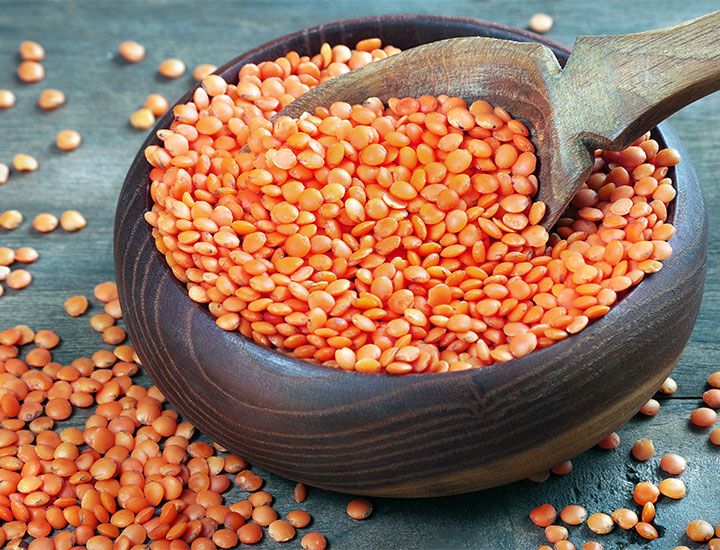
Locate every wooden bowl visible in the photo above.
<box><xmin>114</xmin><ymin>14</ymin><xmax>708</xmax><ymax>497</ymax></box>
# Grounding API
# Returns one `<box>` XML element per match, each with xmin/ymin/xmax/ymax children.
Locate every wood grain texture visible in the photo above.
<box><xmin>1</xmin><ymin>1</ymin><xmax>720</xmax><ymax>548</ymax></box>
<box><xmin>115</xmin><ymin>15</ymin><xmax>708</xmax><ymax>497</ymax></box>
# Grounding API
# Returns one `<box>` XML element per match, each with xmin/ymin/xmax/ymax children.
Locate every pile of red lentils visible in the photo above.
<box><xmin>143</xmin><ymin>38</ymin><xmax>679</xmax><ymax>374</ymax></box>
<box><xmin>1</xmin><ymin>27</ymin><xmax>716</xmax><ymax>550</ymax></box>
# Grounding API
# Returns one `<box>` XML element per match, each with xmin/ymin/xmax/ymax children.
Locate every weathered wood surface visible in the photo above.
<box><xmin>1</xmin><ymin>1</ymin><xmax>720</xmax><ymax>548</ymax></box>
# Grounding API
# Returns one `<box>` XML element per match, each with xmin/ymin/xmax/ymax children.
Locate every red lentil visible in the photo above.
<box><xmin>20</xmin><ymin>40</ymin><xmax>45</xmax><ymax>61</ymax></box>
<box><xmin>56</xmin><ymin>130</ymin><xmax>82</xmax><ymax>152</ymax></box>
<box><xmin>32</xmin><ymin>213</ymin><xmax>59</xmax><ymax>233</ymax></box>
<box><xmin>347</xmin><ymin>498</ymin><xmax>373</xmax><ymax>520</ymax></box>
<box><xmin>560</xmin><ymin>505</ymin><xmax>587</xmax><ymax>525</ymax></box>
<box><xmin>64</xmin><ymin>295</ymin><xmax>89</xmax><ymax>316</ymax></box>
<box><xmin>691</xmin><ymin>407</ymin><xmax>717</xmax><ymax>427</ymax></box>
<box><xmin>38</xmin><ymin>89</ymin><xmax>65</xmax><ymax>110</ymax></box>
<box><xmin>159</xmin><ymin>58</ymin><xmax>185</xmax><ymax>78</ymax></box>
<box><xmin>18</xmin><ymin>60</ymin><xmax>45</xmax><ymax>82</ymax></box>
<box><xmin>659</xmin><ymin>376</ymin><xmax>677</xmax><ymax>394</ymax></box>
<box><xmin>13</xmin><ymin>154</ymin><xmax>39</xmax><ymax>172</ymax></box>
<box><xmin>710</xmin><ymin>427</ymin><xmax>720</xmax><ymax>445</ymax></box>
<box><xmin>687</xmin><ymin>520</ymin><xmax>715</xmax><ymax>542</ymax></box>
<box><xmin>631</xmin><ymin>438</ymin><xmax>654</xmax><ymax>461</ymax></box>
<box><xmin>597</xmin><ymin>432</ymin><xmax>620</xmax><ymax>450</ymax></box>
<box><xmin>145</xmin><ymin>94</ymin><xmax>170</xmax><ymax>117</ymax></box>
<box><xmin>636</xmin><ymin>522</ymin><xmax>658</xmax><ymax>540</ymax></box>
<box><xmin>660</xmin><ymin>453</ymin><xmax>687</xmax><ymax>474</ymax></box>
<box><xmin>0</xmin><ymin>209</ymin><xmax>23</xmax><ymax>229</ymax></box>
<box><xmin>640</xmin><ymin>399</ymin><xmax>660</xmax><ymax>416</ymax></box>
<box><xmin>545</xmin><ymin>525</ymin><xmax>568</xmax><ymax>543</ymax></box>
<box><xmin>531</xmin><ymin>504</ymin><xmax>557</xmax><ymax>527</ymax></box>
<box><xmin>641</xmin><ymin>502</ymin><xmax>655</xmax><ymax>523</ymax></box>
<box><xmin>611</xmin><ymin>508</ymin><xmax>638</xmax><ymax>530</ymax></box>
<box><xmin>0</xmin><ymin>90</ymin><xmax>17</xmax><ymax>109</ymax></box>
<box><xmin>301</xmin><ymin>532</ymin><xmax>327</xmax><ymax>550</ymax></box>
<box><xmin>529</xmin><ymin>13</ymin><xmax>553</xmax><ymax>33</ymax></box>
<box><xmin>658</xmin><ymin>477</ymin><xmax>686</xmax><ymax>499</ymax></box>
<box><xmin>268</xmin><ymin>519</ymin><xmax>296</xmax><ymax>542</ymax></box>
<box><xmin>587</xmin><ymin>513</ymin><xmax>614</xmax><ymax>535</ymax></box>
<box><xmin>119</xmin><ymin>41</ymin><xmax>145</xmax><ymax>62</ymax></box>
<box><xmin>130</xmin><ymin>108</ymin><xmax>155</xmax><ymax>129</ymax></box>
<box><xmin>633</xmin><ymin>482</ymin><xmax>659</xmax><ymax>505</ymax></box>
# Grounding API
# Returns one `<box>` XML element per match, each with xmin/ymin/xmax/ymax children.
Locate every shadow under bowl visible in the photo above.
<box><xmin>114</xmin><ymin>14</ymin><xmax>708</xmax><ymax>497</ymax></box>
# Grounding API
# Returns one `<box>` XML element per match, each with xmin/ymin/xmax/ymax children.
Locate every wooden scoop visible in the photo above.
<box><xmin>279</xmin><ymin>11</ymin><xmax>720</xmax><ymax>229</ymax></box>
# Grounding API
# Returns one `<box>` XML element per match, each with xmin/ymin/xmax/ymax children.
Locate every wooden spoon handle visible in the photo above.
<box><xmin>559</xmin><ymin>11</ymin><xmax>720</xmax><ymax>151</ymax></box>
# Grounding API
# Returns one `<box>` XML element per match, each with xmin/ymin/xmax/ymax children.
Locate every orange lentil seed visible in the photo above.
<box><xmin>159</xmin><ymin>58</ymin><xmax>185</xmax><ymax>78</ymax></box>
<box><xmin>13</xmin><ymin>154</ymin><xmax>39</xmax><ymax>172</ymax></box>
<box><xmin>118</xmin><ymin>41</ymin><xmax>145</xmax><ymax>62</ymax></box>
<box><xmin>38</xmin><ymin>89</ymin><xmax>65</xmax><ymax>110</ymax></box>
<box><xmin>347</xmin><ymin>498</ymin><xmax>373</xmax><ymax>520</ymax></box>
<box><xmin>56</xmin><ymin>130</ymin><xmax>82</xmax><ymax>151</ymax></box>
<box><xmin>631</xmin><ymin>438</ymin><xmax>654</xmax><ymax>461</ymax></box>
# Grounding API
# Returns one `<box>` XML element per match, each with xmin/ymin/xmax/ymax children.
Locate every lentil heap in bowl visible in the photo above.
<box><xmin>115</xmin><ymin>14</ymin><xmax>707</xmax><ymax>496</ymax></box>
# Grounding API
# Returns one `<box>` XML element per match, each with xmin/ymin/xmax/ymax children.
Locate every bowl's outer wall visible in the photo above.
<box><xmin>114</xmin><ymin>15</ymin><xmax>708</xmax><ymax>497</ymax></box>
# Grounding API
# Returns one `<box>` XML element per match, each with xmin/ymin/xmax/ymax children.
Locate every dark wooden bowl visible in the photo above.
<box><xmin>114</xmin><ymin>14</ymin><xmax>708</xmax><ymax>497</ymax></box>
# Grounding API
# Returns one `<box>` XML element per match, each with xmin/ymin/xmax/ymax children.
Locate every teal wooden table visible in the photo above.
<box><xmin>1</xmin><ymin>1</ymin><xmax>719</xmax><ymax>548</ymax></box>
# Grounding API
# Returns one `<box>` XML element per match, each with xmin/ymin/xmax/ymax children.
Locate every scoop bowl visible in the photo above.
<box><xmin>114</xmin><ymin>14</ymin><xmax>707</xmax><ymax>497</ymax></box>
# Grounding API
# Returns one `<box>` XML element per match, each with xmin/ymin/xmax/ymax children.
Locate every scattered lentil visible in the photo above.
<box><xmin>0</xmin><ymin>162</ymin><xmax>8</xmax><ymax>184</ymax></box>
<box><xmin>60</xmin><ymin>209</ymin><xmax>87</xmax><ymax>231</ymax></box>
<box><xmin>631</xmin><ymin>438</ymin><xmax>654</xmax><ymax>461</ymax></box>
<box><xmin>20</xmin><ymin>40</ymin><xmax>45</xmax><ymax>61</ymax></box>
<box><xmin>268</xmin><ymin>519</ymin><xmax>296</xmax><ymax>542</ymax></box>
<box><xmin>531</xmin><ymin>504</ymin><xmax>558</xmax><ymax>527</ymax></box>
<box><xmin>13</xmin><ymin>153</ymin><xmax>39</xmax><ymax>172</ymax></box>
<box><xmin>611</xmin><ymin>508</ymin><xmax>638</xmax><ymax>530</ymax></box>
<box><xmin>18</xmin><ymin>60</ymin><xmax>45</xmax><ymax>82</ymax></box>
<box><xmin>529</xmin><ymin>13</ymin><xmax>554</xmax><ymax>33</ymax></box>
<box><xmin>144</xmin><ymin>93</ymin><xmax>169</xmax><ymax>116</ymax></box>
<box><xmin>658</xmin><ymin>477</ymin><xmax>686</xmax><ymax>499</ymax></box>
<box><xmin>158</xmin><ymin>58</ymin><xmax>185</xmax><ymax>78</ymax></box>
<box><xmin>32</xmin><ymin>213</ymin><xmax>59</xmax><ymax>233</ymax></box>
<box><xmin>56</xmin><ymin>129</ymin><xmax>82</xmax><ymax>151</ymax></box>
<box><xmin>587</xmin><ymin>513</ymin><xmax>614</xmax><ymax>535</ymax></box>
<box><xmin>659</xmin><ymin>376</ymin><xmax>677</xmax><ymax>394</ymax></box>
<box><xmin>633</xmin><ymin>482</ymin><xmax>660</xmax><ymax>505</ymax></box>
<box><xmin>597</xmin><ymin>433</ymin><xmax>620</xmax><ymax>450</ymax></box>
<box><xmin>710</xmin><ymin>427</ymin><xmax>720</xmax><ymax>445</ymax></box>
<box><xmin>118</xmin><ymin>40</ymin><xmax>145</xmax><ymax>62</ymax></box>
<box><xmin>0</xmin><ymin>210</ymin><xmax>23</xmax><ymax>229</ymax></box>
<box><xmin>6</xmin><ymin>269</ymin><xmax>32</xmax><ymax>289</ymax></box>
<box><xmin>691</xmin><ymin>407</ymin><xmax>717</xmax><ymax>427</ymax></box>
<box><xmin>15</xmin><ymin>247</ymin><xmax>38</xmax><ymax>262</ymax></box>
<box><xmin>294</xmin><ymin>482</ymin><xmax>308</xmax><ymax>503</ymax></box>
<box><xmin>560</xmin><ymin>505</ymin><xmax>587</xmax><ymax>525</ymax></box>
<box><xmin>130</xmin><ymin>107</ymin><xmax>155</xmax><ymax>129</ymax></box>
<box><xmin>636</xmin><ymin>522</ymin><xmax>659</xmax><ymax>540</ymax></box>
<box><xmin>687</xmin><ymin>520</ymin><xmax>715</xmax><ymax>542</ymax></box>
<box><xmin>0</xmin><ymin>89</ymin><xmax>16</xmax><ymax>109</ymax></box>
<box><xmin>347</xmin><ymin>498</ymin><xmax>373</xmax><ymax>520</ymax></box>
<box><xmin>37</xmin><ymin>89</ymin><xmax>65</xmax><ymax>110</ymax></box>
<box><xmin>545</xmin><ymin>525</ymin><xmax>568</xmax><ymax>543</ymax></box>
<box><xmin>660</xmin><ymin>453</ymin><xmax>687</xmax><ymax>474</ymax></box>
<box><xmin>640</xmin><ymin>399</ymin><xmax>660</xmax><ymax>416</ymax></box>
<box><xmin>301</xmin><ymin>532</ymin><xmax>327</xmax><ymax>550</ymax></box>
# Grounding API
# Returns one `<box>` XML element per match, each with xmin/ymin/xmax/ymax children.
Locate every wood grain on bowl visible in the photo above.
<box><xmin>114</xmin><ymin>15</ymin><xmax>707</xmax><ymax>497</ymax></box>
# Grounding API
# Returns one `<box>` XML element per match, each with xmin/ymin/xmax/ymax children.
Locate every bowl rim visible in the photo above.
<box><xmin>115</xmin><ymin>12</ymin><xmax>699</xmax><ymax>382</ymax></box>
